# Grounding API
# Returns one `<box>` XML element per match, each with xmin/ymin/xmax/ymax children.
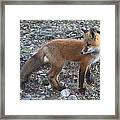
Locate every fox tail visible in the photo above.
<box><xmin>20</xmin><ymin>48</ymin><xmax>45</xmax><ymax>89</ymax></box>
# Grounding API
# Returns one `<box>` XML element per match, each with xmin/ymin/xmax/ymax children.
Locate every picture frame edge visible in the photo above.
<box><xmin>0</xmin><ymin>0</ymin><xmax>119</xmax><ymax>119</ymax></box>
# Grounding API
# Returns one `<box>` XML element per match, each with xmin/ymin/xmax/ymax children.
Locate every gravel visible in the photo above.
<box><xmin>20</xmin><ymin>20</ymin><xmax>100</xmax><ymax>100</ymax></box>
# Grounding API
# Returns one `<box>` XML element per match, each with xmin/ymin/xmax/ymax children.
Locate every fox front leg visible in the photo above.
<box><xmin>78</xmin><ymin>64</ymin><xmax>87</xmax><ymax>95</ymax></box>
<box><xmin>78</xmin><ymin>54</ymin><xmax>94</xmax><ymax>94</ymax></box>
<box><xmin>85</xmin><ymin>65</ymin><xmax>94</xmax><ymax>85</ymax></box>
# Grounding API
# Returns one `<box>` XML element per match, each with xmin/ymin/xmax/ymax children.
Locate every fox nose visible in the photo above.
<box><xmin>81</xmin><ymin>51</ymin><xmax>84</xmax><ymax>54</ymax></box>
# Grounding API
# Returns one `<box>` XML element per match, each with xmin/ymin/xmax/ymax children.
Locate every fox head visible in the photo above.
<box><xmin>81</xmin><ymin>28</ymin><xmax>100</xmax><ymax>54</ymax></box>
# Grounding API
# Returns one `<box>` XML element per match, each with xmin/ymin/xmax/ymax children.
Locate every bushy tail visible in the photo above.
<box><xmin>20</xmin><ymin>48</ymin><xmax>45</xmax><ymax>89</ymax></box>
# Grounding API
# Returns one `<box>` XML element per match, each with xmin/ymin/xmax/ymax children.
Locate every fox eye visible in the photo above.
<box><xmin>90</xmin><ymin>35</ymin><xmax>93</xmax><ymax>39</ymax></box>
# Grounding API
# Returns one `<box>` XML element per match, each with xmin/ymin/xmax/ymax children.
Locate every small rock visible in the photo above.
<box><xmin>60</xmin><ymin>89</ymin><xmax>70</xmax><ymax>97</ymax></box>
<box><xmin>25</xmin><ymin>94</ymin><xmax>31</xmax><ymax>99</ymax></box>
<box><xmin>42</xmin><ymin>80</ymin><xmax>49</xmax><ymax>86</ymax></box>
<box><xmin>41</xmin><ymin>91</ymin><xmax>45</xmax><ymax>94</ymax></box>
<box><xmin>39</xmin><ymin>95</ymin><xmax>46</xmax><ymax>100</ymax></box>
<box><xmin>47</xmin><ymin>84</ymin><xmax>52</xmax><ymax>89</ymax></box>
<box><xmin>60</xmin><ymin>81</ymin><xmax>65</xmax><ymax>87</ymax></box>
<box><xmin>68</xmin><ymin>95</ymin><xmax>78</xmax><ymax>100</ymax></box>
<box><xmin>46</xmin><ymin>94</ymin><xmax>50</xmax><ymax>98</ymax></box>
<box><xmin>62</xmin><ymin>69</ymin><xmax>66</xmax><ymax>74</ymax></box>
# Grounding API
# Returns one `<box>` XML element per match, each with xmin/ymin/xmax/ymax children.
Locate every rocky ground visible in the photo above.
<box><xmin>20</xmin><ymin>20</ymin><xmax>100</xmax><ymax>100</ymax></box>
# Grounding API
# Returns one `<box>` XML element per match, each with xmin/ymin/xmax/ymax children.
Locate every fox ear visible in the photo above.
<box><xmin>97</xmin><ymin>30</ymin><xmax>100</xmax><ymax>34</ymax></box>
<box><xmin>81</xmin><ymin>29</ymin><xmax>88</xmax><ymax>33</ymax></box>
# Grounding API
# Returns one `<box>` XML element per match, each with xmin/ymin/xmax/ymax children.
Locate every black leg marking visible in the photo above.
<box><xmin>78</xmin><ymin>67</ymin><xmax>86</xmax><ymax>95</ymax></box>
<box><xmin>86</xmin><ymin>67</ymin><xmax>94</xmax><ymax>85</ymax></box>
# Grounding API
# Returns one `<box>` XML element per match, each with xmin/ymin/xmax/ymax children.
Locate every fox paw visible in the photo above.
<box><xmin>78</xmin><ymin>88</ymin><xmax>86</xmax><ymax>95</ymax></box>
<box><xmin>52</xmin><ymin>84</ymin><xmax>66</xmax><ymax>91</ymax></box>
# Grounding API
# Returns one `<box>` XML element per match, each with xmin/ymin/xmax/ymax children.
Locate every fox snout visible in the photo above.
<box><xmin>81</xmin><ymin>46</ymin><xmax>89</xmax><ymax>55</ymax></box>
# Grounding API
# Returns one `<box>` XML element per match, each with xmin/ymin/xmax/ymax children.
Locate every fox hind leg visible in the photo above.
<box><xmin>48</xmin><ymin>63</ymin><xmax>65</xmax><ymax>91</ymax></box>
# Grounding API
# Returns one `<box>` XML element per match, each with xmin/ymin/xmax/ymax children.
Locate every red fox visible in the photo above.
<box><xmin>20</xmin><ymin>28</ymin><xmax>100</xmax><ymax>94</ymax></box>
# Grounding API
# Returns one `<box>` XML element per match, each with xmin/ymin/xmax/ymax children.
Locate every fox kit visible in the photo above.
<box><xmin>20</xmin><ymin>28</ymin><xmax>100</xmax><ymax>94</ymax></box>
